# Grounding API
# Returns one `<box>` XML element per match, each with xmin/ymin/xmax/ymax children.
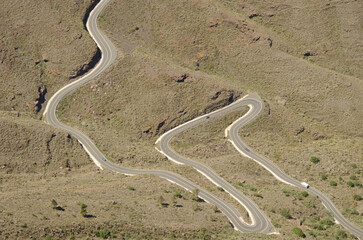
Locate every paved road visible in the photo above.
<box><xmin>225</xmin><ymin>94</ymin><xmax>363</xmax><ymax>238</ymax></box>
<box><xmin>43</xmin><ymin>0</ymin><xmax>275</xmax><ymax>235</ymax></box>
<box><xmin>43</xmin><ymin>0</ymin><xmax>363</xmax><ymax>237</ymax></box>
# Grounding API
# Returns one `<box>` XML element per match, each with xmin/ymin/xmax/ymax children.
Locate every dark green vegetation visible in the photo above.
<box><xmin>292</xmin><ymin>227</ymin><xmax>305</xmax><ymax>238</ymax></box>
<box><xmin>310</xmin><ymin>156</ymin><xmax>320</xmax><ymax>164</ymax></box>
<box><xmin>93</xmin><ymin>228</ymin><xmax>115</xmax><ymax>239</ymax></box>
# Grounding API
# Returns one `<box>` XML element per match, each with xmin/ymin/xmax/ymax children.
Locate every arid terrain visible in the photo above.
<box><xmin>0</xmin><ymin>0</ymin><xmax>362</xmax><ymax>239</ymax></box>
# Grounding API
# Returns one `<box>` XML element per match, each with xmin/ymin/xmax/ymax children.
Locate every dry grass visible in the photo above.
<box><xmin>0</xmin><ymin>0</ymin><xmax>362</xmax><ymax>239</ymax></box>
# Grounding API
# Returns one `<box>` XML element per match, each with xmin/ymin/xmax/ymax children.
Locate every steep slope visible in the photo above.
<box><xmin>0</xmin><ymin>0</ymin><xmax>97</xmax><ymax>114</ymax></box>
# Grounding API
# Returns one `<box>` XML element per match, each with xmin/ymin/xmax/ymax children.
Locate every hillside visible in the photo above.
<box><xmin>0</xmin><ymin>0</ymin><xmax>362</xmax><ymax>239</ymax></box>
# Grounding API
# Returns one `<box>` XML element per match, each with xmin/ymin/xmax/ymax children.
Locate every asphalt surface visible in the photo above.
<box><xmin>225</xmin><ymin>94</ymin><xmax>363</xmax><ymax>238</ymax></box>
<box><xmin>43</xmin><ymin>0</ymin><xmax>275</xmax><ymax>235</ymax></box>
<box><xmin>43</xmin><ymin>0</ymin><xmax>363</xmax><ymax>237</ymax></box>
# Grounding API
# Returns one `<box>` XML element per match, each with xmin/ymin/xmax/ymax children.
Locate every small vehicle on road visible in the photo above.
<box><xmin>301</xmin><ymin>182</ymin><xmax>309</xmax><ymax>188</ymax></box>
<box><xmin>102</xmin><ymin>157</ymin><xmax>107</xmax><ymax>161</ymax></box>
<box><xmin>206</xmin><ymin>116</ymin><xmax>210</xmax><ymax>119</ymax></box>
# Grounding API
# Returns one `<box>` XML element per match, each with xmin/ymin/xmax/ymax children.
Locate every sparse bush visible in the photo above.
<box><xmin>174</xmin><ymin>191</ymin><xmax>182</xmax><ymax>198</ymax></box>
<box><xmin>93</xmin><ymin>228</ymin><xmax>115</xmax><ymax>239</ymax></box>
<box><xmin>80</xmin><ymin>203</ymin><xmax>88</xmax><ymax>217</ymax></box>
<box><xmin>307</xmin><ymin>230</ymin><xmax>316</xmax><ymax>237</ymax></box>
<box><xmin>212</xmin><ymin>205</ymin><xmax>220</xmax><ymax>213</ymax></box>
<box><xmin>283</xmin><ymin>189</ymin><xmax>291</xmax><ymax>197</ymax></box>
<box><xmin>212</xmin><ymin>205</ymin><xmax>221</xmax><ymax>213</ymax></box>
<box><xmin>320</xmin><ymin>218</ymin><xmax>334</xmax><ymax>226</ymax></box>
<box><xmin>351</xmin><ymin>163</ymin><xmax>357</xmax><ymax>169</ymax></box>
<box><xmin>280</xmin><ymin>209</ymin><xmax>292</xmax><ymax>219</ymax></box>
<box><xmin>192</xmin><ymin>203</ymin><xmax>202</xmax><ymax>211</ymax></box>
<box><xmin>301</xmin><ymin>191</ymin><xmax>309</xmax><ymax>198</ymax></box>
<box><xmin>210</xmin><ymin>215</ymin><xmax>218</xmax><ymax>222</ymax></box>
<box><xmin>310</xmin><ymin>156</ymin><xmax>320</xmax><ymax>164</ymax></box>
<box><xmin>351</xmin><ymin>209</ymin><xmax>359</xmax><ymax>215</ymax></box>
<box><xmin>192</xmin><ymin>189</ymin><xmax>200</xmax><ymax>201</ymax></box>
<box><xmin>44</xmin><ymin>237</ymin><xmax>52</xmax><ymax>240</ymax></box>
<box><xmin>129</xmin><ymin>26</ymin><xmax>139</xmax><ymax>33</ymax></box>
<box><xmin>217</xmin><ymin>186</ymin><xmax>224</xmax><ymax>192</ymax></box>
<box><xmin>350</xmin><ymin>175</ymin><xmax>357</xmax><ymax>180</ymax></box>
<box><xmin>292</xmin><ymin>227</ymin><xmax>306</xmax><ymax>238</ymax></box>
<box><xmin>353</xmin><ymin>194</ymin><xmax>362</xmax><ymax>201</ymax></box>
<box><xmin>254</xmin><ymin>193</ymin><xmax>263</xmax><ymax>198</ymax></box>
<box><xmin>347</xmin><ymin>181</ymin><xmax>354</xmax><ymax>187</ymax></box>
<box><xmin>157</xmin><ymin>195</ymin><xmax>165</xmax><ymax>205</ymax></box>
<box><xmin>272</xmin><ymin>220</ymin><xmax>281</xmax><ymax>228</ymax></box>
<box><xmin>336</xmin><ymin>229</ymin><xmax>347</xmax><ymax>239</ymax></box>
<box><xmin>51</xmin><ymin>199</ymin><xmax>58</xmax><ymax>209</ymax></box>
<box><xmin>321</xmin><ymin>174</ymin><xmax>328</xmax><ymax>180</ymax></box>
<box><xmin>353</xmin><ymin>181</ymin><xmax>362</xmax><ymax>187</ymax></box>
<box><xmin>330</xmin><ymin>181</ymin><xmax>337</xmax><ymax>186</ymax></box>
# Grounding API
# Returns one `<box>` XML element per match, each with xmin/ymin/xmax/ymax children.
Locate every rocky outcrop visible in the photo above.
<box><xmin>82</xmin><ymin>0</ymin><xmax>101</xmax><ymax>29</ymax></box>
<box><xmin>142</xmin><ymin>89</ymin><xmax>241</xmax><ymax>137</ymax></box>
<box><xmin>173</xmin><ymin>74</ymin><xmax>188</xmax><ymax>83</ymax></box>
<box><xmin>69</xmin><ymin>0</ymin><xmax>103</xmax><ymax>79</ymax></box>
<box><xmin>204</xmin><ymin>89</ymin><xmax>240</xmax><ymax>113</ymax></box>
<box><xmin>69</xmin><ymin>48</ymin><xmax>101</xmax><ymax>79</ymax></box>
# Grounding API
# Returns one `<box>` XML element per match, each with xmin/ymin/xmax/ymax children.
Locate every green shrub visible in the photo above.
<box><xmin>310</xmin><ymin>156</ymin><xmax>320</xmax><ymax>164</ymax></box>
<box><xmin>336</xmin><ymin>229</ymin><xmax>347</xmax><ymax>239</ymax></box>
<box><xmin>320</xmin><ymin>218</ymin><xmax>334</xmax><ymax>226</ymax></box>
<box><xmin>353</xmin><ymin>181</ymin><xmax>362</xmax><ymax>187</ymax></box>
<box><xmin>280</xmin><ymin>209</ymin><xmax>292</xmax><ymax>219</ymax></box>
<box><xmin>321</xmin><ymin>174</ymin><xmax>328</xmax><ymax>180</ymax></box>
<box><xmin>353</xmin><ymin>194</ymin><xmax>362</xmax><ymax>201</ymax></box>
<box><xmin>129</xmin><ymin>26</ymin><xmax>139</xmax><ymax>33</ymax></box>
<box><xmin>254</xmin><ymin>193</ymin><xmax>263</xmax><ymax>198</ymax></box>
<box><xmin>192</xmin><ymin>203</ymin><xmax>202</xmax><ymax>211</ymax></box>
<box><xmin>314</xmin><ymin>224</ymin><xmax>324</xmax><ymax>230</ymax></box>
<box><xmin>217</xmin><ymin>186</ymin><xmax>224</xmax><ymax>192</ymax></box>
<box><xmin>350</xmin><ymin>175</ymin><xmax>357</xmax><ymax>180</ymax></box>
<box><xmin>192</xmin><ymin>189</ymin><xmax>200</xmax><ymax>201</ymax></box>
<box><xmin>292</xmin><ymin>227</ymin><xmax>306</xmax><ymax>238</ymax></box>
<box><xmin>93</xmin><ymin>228</ymin><xmax>115</xmax><ymax>239</ymax></box>
<box><xmin>351</xmin><ymin>209</ymin><xmax>359</xmax><ymax>215</ymax></box>
<box><xmin>330</xmin><ymin>181</ymin><xmax>337</xmax><ymax>186</ymax></box>
<box><xmin>80</xmin><ymin>203</ymin><xmax>89</xmax><ymax>217</ymax></box>
<box><xmin>51</xmin><ymin>199</ymin><xmax>58</xmax><ymax>209</ymax></box>
<box><xmin>128</xmin><ymin>186</ymin><xmax>135</xmax><ymax>191</ymax></box>
<box><xmin>351</xmin><ymin>163</ymin><xmax>357</xmax><ymax>169</ymax></box>
<box><xmin>301</xmin><ymin>191</ymin><xmax>309</xmax><ymax>198</ymax></box>
<box><xmin>347</xmin><ymin>181</ymin><xmax>354</xmax><ymax>187</ymax></box>
<box><xmin>174</xmin><ymin>191</ymin><xmax>182</xmax><ymax>198</ymax></box>
<box><xmin>283</xmin><ymin>189</ymin><xmax>291</xmax><ymax>197</ymax></box>
<box><xmin>157</xmin><ymin>195</ymin><xmax>165</xmax><ymax>205</ymax></box>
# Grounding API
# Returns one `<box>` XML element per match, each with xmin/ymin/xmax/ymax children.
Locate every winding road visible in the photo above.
<box><xmin>43</xmin><ymin>0</ymin><xmax>363</xmax><ymax>237</ymax></box>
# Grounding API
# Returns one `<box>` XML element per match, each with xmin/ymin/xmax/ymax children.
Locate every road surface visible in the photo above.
<box><xmin>43</xmin><ymin>0</ymin><xmax>363</xmax><ymax>237</ymax></box>
<box><xmin>43</xmin><ymin>0</ymin><xmax>275</xmax><ymax>235</ymax></box>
